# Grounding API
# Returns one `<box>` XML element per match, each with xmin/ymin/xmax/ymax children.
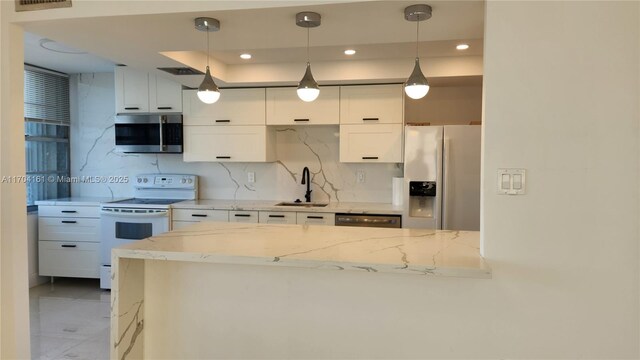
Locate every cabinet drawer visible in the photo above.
<box><xmin>229</xmin><ymin>211</ymin><xmax>259</xmax><ymax>223</ymax></box>
<box><xmin>39</xmin><ymin>217</ymin><xmax>100</xmax><ymax>242</ymax></box>
<box><xmin>183</xmin><ymin>125</ymin><xmax>276</xmax><ymax>162</ymax></box>
<box><xmin>296</xmin><ymin>212</ymin><xmax>335</xmax><ymax>226</ymax></box>
<box><xmin>258</xmin><ymin>211</ymin><xmax>297</xmax><ymax>225</ymax></box>
<box><xmin>183</xmin><ymin>89</ymin><xmax>265</xmax><ymax>126</ymax></box>
<box><xmin>339</xmin><ymin>124</ymin><xmax>403</xmax><ymax>163</ymax></box>
<box><xmin>172</xmin><ymin>209</ymin><xmax>229</xmax><ymax>222</ymax></box>
<box><xmin>340</xmin><ymin>84</ymin><xmax>403</xmax><ymax>124</ymax></box>
<box><xmin>39</xmin><ymin>241</ymin><xmax>99</xmax><ymax>278</ymax></box>
<box><xmin>38</xmin><ymin>205</ymin><xmax>100</xmax><ymax>218</ymax></box>
<box><xmin>266</xmin><ymin>87</ymin><xmax>340</xmax><ymax>125</ymax></box>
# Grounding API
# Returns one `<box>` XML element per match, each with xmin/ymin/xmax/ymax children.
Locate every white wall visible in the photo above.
<box><xmin>69</xmin><ymin>73</ymin><xmax>401</xmax><ymax>203</ymax></box>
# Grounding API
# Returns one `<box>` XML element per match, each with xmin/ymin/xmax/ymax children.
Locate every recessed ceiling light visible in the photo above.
<box><xmin>39</xmin><ymin>38</ymin><xmax>87</xmax><ymax>54</ymax></box>
<box><xmin>456</xmin><ymin>44</ymin><xmax>470</xmax><ymax>50</ymax></box>
<box><xmin>240</xmin><ymin>53</ymin><xmax>252</xmax><ymax>60</ymax></box>
<box><xmin>344</xmin><ymin>49</ymin><xmax>356</xmax><ymax>55</ymax></box>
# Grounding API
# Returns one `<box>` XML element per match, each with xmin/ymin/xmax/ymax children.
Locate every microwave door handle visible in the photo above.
<box><xmin>159</xmin><ymin>116</ymin><xmax>166</xmax><ymax>152</ymax></box>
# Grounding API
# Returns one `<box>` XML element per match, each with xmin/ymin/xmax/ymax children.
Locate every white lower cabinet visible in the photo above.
<box><xmin>339</xmin><ymin>124</ymin><xmax>403</xmax><ymax>163</ymax></box>
<box><xmin>38</xmin><ymin>205</ymin><xmax>101</xmax><ymax>279</ymax></box>
<box><xmin>229</xmin><ymin>210</ymin><xmax>259</xmax><ymax>223</ymax></box>
<box><xmin>258</xmin><ymin>211</ymin><xmax>297</xmax><ymax>225</ymax></box>
<box><xmin>172</xmin><ymin>208</ymin><xmax>229</xmax><ymax>230</ymax></box>
<box><xmin>183</xmin><ymin>125</ymin><xmax>276</xmax><ymax>162</ymax></box>
<box><xmin>296</xmin><ymin>212</ymin><xmax>335</xmax><ymax>226</ymax></box>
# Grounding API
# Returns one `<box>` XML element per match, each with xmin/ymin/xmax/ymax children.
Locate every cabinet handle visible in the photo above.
<box><xmin>307</xmin><ymin>216</ymin><xmax>324</xmax><ymax>219</ymax></box>
<box><xmin>61</xmin><ymin>244</ymin><xmax>77</xmax><ymax>248</ymax></box>
<box><xmin>157</xmin><ymin>107</ymin><xmax>173</xmax><ymax>110</ymax></box>
<box><xmin>216</xmin><ymin>156</ymin><xmax>231</xmax><ymax>159</ymax></box>
<box><xmin>191</xmin><ymin>214</ymin><xmax>208</xmax><ymax>217</ymax></box>
<box><xmin>234</xmin><ymin>214</ymin><xmax>251</xmax><ymax>217</ymax></box>
<box><xmin>61</xmin><ymin>210</ymin><xmax>77</xmax><ymax>213</ymax></box>
<box><xmin>294</xmin><ymin>119</ymin><xmax>310</xmax><ymax>122</ymax></box>
<box><xmin>362</xmin><ymin>117</ymin><xmax>379</xmax><ymax>121</ymax></box>
<box><xmin>268</xmin><ymin>215</ymin><xmax>285</xmax><ymax>218</ymax></box>
<box><xmin>215</xmin><ymin>120</ymin><xmax>231</xmax><ymax>123</ymax></box>
<box><xmin>61</xmin><ymin>220</ymin><xmax>77</xmax><ymax>224</ymax></box>
<box><xmin>124</xmin><ymin>107</ymin><xmax>140</xmax><ymax>110</ymax></box>
<box><xmin>362</xmin><ymin>156</ymin><xmax>379</xmax><ymax>160</ymax></box>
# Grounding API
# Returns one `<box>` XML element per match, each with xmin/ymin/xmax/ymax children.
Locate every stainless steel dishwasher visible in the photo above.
<box><xmin>334</xmin><ymin>213</ymin><xmax>402</xmax><ymax>228</ymax></box>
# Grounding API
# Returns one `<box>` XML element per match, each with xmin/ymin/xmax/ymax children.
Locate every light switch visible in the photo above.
<box><xmin>497</xmin><ymin>169</ymin><xmax>526</xmax><ymax>195</ymax></box>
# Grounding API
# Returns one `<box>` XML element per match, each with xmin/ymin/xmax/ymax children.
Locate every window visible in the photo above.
<box><xmin>24</xmin><ymin>66</ymin><xmax>70</xmax><ymax>208</ymax></box>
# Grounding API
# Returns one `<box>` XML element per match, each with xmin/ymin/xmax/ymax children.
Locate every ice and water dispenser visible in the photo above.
<box><xmin>408</xmin><ymin>181</ymin><xmax>436</xmax><ymax>218</ymax></box>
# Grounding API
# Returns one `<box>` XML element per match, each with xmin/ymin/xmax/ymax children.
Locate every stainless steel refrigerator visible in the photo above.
<box><xmin>403</xmin><ymin>125</ymin><xmax>481</xmax><ymax>230</ymax></box>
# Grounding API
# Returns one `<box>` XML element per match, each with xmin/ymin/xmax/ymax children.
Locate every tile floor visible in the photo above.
<box><xmin>30</xmin><ymin>278</ymin><xmax>110</xmax><ymax>360</ymax></box>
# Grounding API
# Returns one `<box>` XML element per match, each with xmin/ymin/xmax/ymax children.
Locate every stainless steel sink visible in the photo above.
<box><xmin>274</xmin><ymin>202</ymin><xmax>329</xmax><ymax>207</ymax></box>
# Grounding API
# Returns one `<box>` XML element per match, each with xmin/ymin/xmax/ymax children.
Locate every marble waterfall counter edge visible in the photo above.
<box><xmin>113</xmin><ymin>222</ymin><xmax>490</xmax><ymax>278</ymax></box>
<box><xmin>111</xmin><ymin>222</ymin><xmax>490</xmax><ymax>359</ymax></box>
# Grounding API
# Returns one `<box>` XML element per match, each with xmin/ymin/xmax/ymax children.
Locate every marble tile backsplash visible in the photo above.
<box><xmin>69</xmin><ymin>73</ymin><xmax>401</xmax><ymax>203</ymax></box>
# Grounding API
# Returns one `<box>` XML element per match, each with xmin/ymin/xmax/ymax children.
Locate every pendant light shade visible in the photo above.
<box><xmin>297</xmin><ymin>62</ymin><xmax>320</xmax><ymax>102</ymax></box>
<box><xmin>404</xmin><ymin>57</ymin><xmax>430</xmax><ymax>99</ymax></box>
<box><xmin>296</xmin><ymin>12</ymin><xmax>321</xmax><ymax>102</ymax></box>
<box><xmin>404</xmin><ymin>4</ymin><xmax>432</xmax><ymax>100</ymax></box>
<box><xmin>195</xmin><ymin>17</ymin><xmax>221</xmax><ymax>104</ymax></box>
<box><xmin>197</xmin><ymin>66</ymin><xmax>221</xmax><ymax>104</ymax></box>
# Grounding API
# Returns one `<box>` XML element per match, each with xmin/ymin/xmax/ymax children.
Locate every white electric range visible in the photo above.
<box><xmin>99</xmin><ymin>174</ymin><xmax>198</xmax><ymax>289</ymax></box>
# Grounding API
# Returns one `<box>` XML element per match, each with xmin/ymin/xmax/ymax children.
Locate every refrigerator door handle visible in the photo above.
<box><xmin>442</xmin><ymin>137</ymin><xmax>451</xmax><ymax>230</ymax></box>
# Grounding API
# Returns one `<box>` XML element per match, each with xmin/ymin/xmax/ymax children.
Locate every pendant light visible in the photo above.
<box><xmin>404</xmin><ymin>4</ymin><xmax>432</xmax><ymax>100</ymax></box>
<box><xmin>296</xmin><ymin>12</ymin><xmax>321</xmax><ymax>102</ymax></box>
<box><xmin>195</xmin><ymin>17</ymin><xmax>221</xmax><ymax>104</ymax></box>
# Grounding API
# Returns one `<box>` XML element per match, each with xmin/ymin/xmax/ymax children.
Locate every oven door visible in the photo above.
<box><xmin>100</xmin><ymin>208</ymin><xmax>170</xmax><ymax>266</ymax></box>
<box><xmin>114</xmin><ymin>114</ymin><xmax>183</xmax><ymax>153</ymax></box>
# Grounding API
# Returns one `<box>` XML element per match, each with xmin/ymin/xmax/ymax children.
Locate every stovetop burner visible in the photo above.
<box><xmin>110</xmin><ymin>198</ymin><xmax>185</xmax><ymax>205</ymax></box>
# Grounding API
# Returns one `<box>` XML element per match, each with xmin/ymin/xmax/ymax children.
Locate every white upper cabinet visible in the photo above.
<box><xmin>266</xmin><ymin>86</ymin><xmax>340</xmax><ymax>125</ymax></box>
<box><xmin>115</xmin><ymin>67</ymin><xmax>182</xmax><ymax>114</ymax></box>
<box><xmin>183</xmin><ymin>125</ymin><xmax>276</xmax><ymax>162</ymax></box>
<box><xmin>149</xmin><ymin>75</ymin><xmax>183</xmax><ymax>112</ymax></box>
<box><xmin>340</xmin><ymin>124</ymin><xmax>403</xmax><ymax>163</ymax></box>
<box><xmin>115</xmin><ymin>67</ymin><xmax>149</xmax><ymax>113</ymax></box>
<box><xmin>183</xmin><ymin>88</ymin><xmax>265</xmax><ymax>126</ymax></box>
<box><xmin>340</xmin><ymin>84</ymin><xmax>403</xmax><ymax>124</ymax></box>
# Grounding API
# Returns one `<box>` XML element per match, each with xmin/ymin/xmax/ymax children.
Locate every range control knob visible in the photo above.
<box><xmin>181</xmin><ymin>179</ymin><xmax>186</xmax><ymax>184</ymax></box>
<box><xmin>137</xmin><ymin>177</ymin><xmax>142</xmax><ymax>183</ymax></box>
<box><xmin>187</xmin><ymin>178</ymin><xmax>193</xmax><ymax>184</ymax></box>
<box><xmin>143</xmin><ymin>178</ymin><xmax>148</xmax><ymax>183</ymax></box>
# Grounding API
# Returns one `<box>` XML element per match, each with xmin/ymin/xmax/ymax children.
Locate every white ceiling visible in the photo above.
<box><xmin>22</xmin><ymin>1</ymin><xmax>484</xmax><ymax>80</ymax></box>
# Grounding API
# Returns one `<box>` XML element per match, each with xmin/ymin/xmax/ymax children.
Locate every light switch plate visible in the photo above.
<box><xmin>356</xmin><ymin>170</ymin><xmax>366</xmax><ymax>184</ymax></box>
<box><xmin>497</xmin><ymin>169</ymin><xmax>526</xmax><ymax>195</ymax></box>
<box><xmin>247</xmin><ymin>172</ymin><xmax>255</xmax><ymax>184</ymax></box>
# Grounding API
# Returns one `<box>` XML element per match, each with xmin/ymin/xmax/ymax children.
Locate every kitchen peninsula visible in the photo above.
<box><xmin>111</xmin><ymin>222</ymin><xmax>489</xmax><ymax>359</ymax></box>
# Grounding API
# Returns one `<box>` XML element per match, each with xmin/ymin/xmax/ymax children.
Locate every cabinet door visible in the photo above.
<box><xmin>39</xmin><ymin>241</ymin><xmax>99</xmax><ymax>278</ymax></box>
<box><xmin>296</xmin><ymin>212</ymin><xmax>335</xmax><ymax>226</ymax></box>
<box><xmin>183</xmin><ymin>125</ymin><xmax>275</xmax><ymax>162</ymax></box>
<box><xmin>149</xmin><ymin>75</ymin><xmax>183</xmax><ymax>113</ymax></box>
<box><xmin>115</xmin><ymin>67</ymin><xmax>149</xmax><ymax>113</ymax></box>
<box><xmin>183</xmin><ymin>89</ymin><xmax>265</xmax><ymax>126</ymax></box>
<box><xmin>340</xmin><ymin>124</ymin><xmax>403</xmax><ymax>163</ymax></box>
<box><xmin>266</xmin><ymin>86</ymin><xmax>340</xmax><ymax>125</ymax></box>
<box><xmin>229</xmin><ymin>211</ymin><xmax>259</xmax><ymax>223</ymax></box>
<box><xmin>258</xmin><ymin>211</ymin><xmax>297</xmax><ymax>225</ymax></box>
<box><xmin>172</xmin><ymin>209</ymin><xmax>229</xmax><ymax>222</ymax></box>
<box><xmin>340</xmin><ymin>84</ymin><xmax>403</xmax><ymax>124</ymax></box>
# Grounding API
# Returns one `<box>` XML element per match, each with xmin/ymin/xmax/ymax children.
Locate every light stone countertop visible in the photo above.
<box><xmin>114</xmin><ymin>221</ymin><xmax>491</xmax><ymax>278</ymax></box>
<box><xmin>173</xmin><ymin>199</ymin><xmax>403</xmax><ymax>214</ymax></box>
<box><xmin>35</xmin><ymin>197</ymin><xmax>130</xmax><ymax>206</ymax></box>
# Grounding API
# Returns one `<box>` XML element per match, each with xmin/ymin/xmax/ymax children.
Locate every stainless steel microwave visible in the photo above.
<box><xmin>114</xmin><ymin>114</ymin><xmax>183</xmax><ymax>153</ymax></box>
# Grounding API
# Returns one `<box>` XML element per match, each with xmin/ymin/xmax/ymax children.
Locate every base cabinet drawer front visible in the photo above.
<box><xmin>229</xmin><ymin>211</ymin><xmax>259</xmax><ymax>223</ymax></box>
<box><xmin>38</xmin><ymin>205</ymin><xmax>100</xmax><ymax>218</ymax></box>
<box><xmin>39</xmin><ymin>218</ymin><xmax>100</xmax><ymax>242</ymax></box>
<box><xmin>258</xmin><ymin>211</ymin><xmax>297</xmax><ymax>224</ymax></box>
<box><xmin>183</xmin><ymin>125</ymin><xmax>276</xmax><ymax>162</ymax></box>
<box><xmin>38</xmin><ymin>241</ymin><xmax>99</xmax><ymax>278</ymax></box>
<box><xmin>339</xmin><ymin>124</ymin><xmax>403</xmax><ymax>163</ymax></box>
<box><xmin>172</xmin><ymin>209</ymin><xmax>229</xmax><ymax>222</ymax></box>
<box><xmin>340</xmin><ymin>84</ymin><xmax>403</xmax><ymax>124</ymax></box>
<box><xmin>266</xmin><ymin>86</ymin><xmax>340</xmax><ymax>125</ymax></box>
<box><xmin>296</xmin><ymin>212</ymin><xmax>335</xmax><ymax>226</ymax></box>
<box><xmin>183</xmin><ymin>89</ymin><xmax>266</xmax><ymax>126</ymax></box>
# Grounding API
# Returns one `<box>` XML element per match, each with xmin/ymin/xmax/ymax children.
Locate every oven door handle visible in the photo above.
<box><xmin>100</xmin><ymin>210</ymin><xmax>169</xmax><ymax>218</ymax></box>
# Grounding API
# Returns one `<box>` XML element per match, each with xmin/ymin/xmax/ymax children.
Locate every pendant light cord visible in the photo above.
<box><xmin>206</xmin><ymin>24</ymin><xmax>210</xmax><ymax>68</ymax></box>
<box><xmin>306</xmin><ymin>27</ymin><xmax>310</xmax><ymax>63</ymax></box>
<box><xmin>415</xmin><ymin>18</ymin><xmax>420</xmax><ymax>59</ymax></box>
